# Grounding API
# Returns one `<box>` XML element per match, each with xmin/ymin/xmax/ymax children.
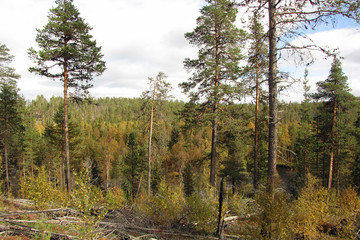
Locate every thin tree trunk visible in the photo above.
<box><xmin>254</xmin><ymin>63</ymin><xmax>260</xmax><ymax>189</ymax></box>
<box><xmin>210</xmin><ymin>116</ymin><xmax>218</xmax><ymax>187</ymax></box>
<box><xmin>64</xmin><ymin>55</ymin><xmax>71</xmax><ymax>193</ymax></box>
<box><xmin>336</xmin><ymin>105</ymin><xmax>341</xmax><ymax>191</ymax></box>
<box><xmin>4</xmin><ymin>120</ymin><xmax>9</xmax><ymax>196</ymax></box>
<box><xmin>22</xmin><ymin>154</ymin><xmax>26</xmax><ymax>179</ymax></box>
<box><xmin>106</xmin><ymin>152</ymin><xmax>109</xmax><ymax>190</ymax></box>
<box><xmin>216</xmin><ymin>178</ymin><xmax>224</xmax><ymax>236</ymax></box>
<box><xmin>328</xmin><ymin>100</ymin><xmax>337</xmax><ymax>189</ymax></box>
<box><xmin>267</xmin><ymin>0</ymin><xmax>278</xmax><ymax>195</ymax></box>
<box><xmin>147</xmin><ymin>76</ymin><xmax>158</xmax><ymax>196</ymax></box>
<box><xmin>210</xmin><ymin>18</ymin><xmax>220</xmax><ymax>187</ymax></box>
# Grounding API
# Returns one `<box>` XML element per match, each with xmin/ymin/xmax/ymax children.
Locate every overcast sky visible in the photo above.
<box><xmin>0</xmin><ymin>0</ymin><xmax>359</xmax><ymax>102</ymax></box>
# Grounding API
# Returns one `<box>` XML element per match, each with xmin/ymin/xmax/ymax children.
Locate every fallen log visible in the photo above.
<box><xmin>0</xmin><ymin>220</ymin><xmax>77</xmax><ymax>239</ymax></box>
<box><xmin>0</xmin><ymin>208</ymin><xmax>79</xmax><ymax>218</ymax></box>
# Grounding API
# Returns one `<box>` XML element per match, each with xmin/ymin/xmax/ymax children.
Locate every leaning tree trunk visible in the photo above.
<box><xmin>267</xmin><ymin>0</ymin><xmax>278</xmax><ymax>195</ymax></box>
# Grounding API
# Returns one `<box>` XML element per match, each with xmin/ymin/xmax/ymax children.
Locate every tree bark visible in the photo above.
<box><xmin>4</xmin><ymin>118</ymin><xmax>9</xmax><ymax>197</ymax></box>
<box><xmin>267</xmin><ymin>0</ymin><xmax>278</xmax><ymax>195</ymax></box>
<box><xmin>147</xmin><ymin>76</ymin><xmax>158</xmax><ymax>196</ymax></box>
<box><xmin>328</xmin><ymin>100</ymin><xmax>337</xmax><ymax>189</ymax></box>
<box><xmin>216</xmin><ymin>178</ymin><xmax>224</xmax><ymax>236</ymax></box>
<box><xmin>210</xmin><ymin>17</ymin><xmax>220</xmax><ymax>187</ymax></box>
<box><xmin>64</xmin><ymin>53</ymin><xmax>71</xmax><ymax>193</ymax></box>
<box><xmin>106</xmin><ymin>152</ymin><xmax>109</xmax><ymax>190</ymax></box>
<box><xmin>254</xmin><ymin>63</ymin><xmax>260</xmax><ymax>190</ymax></box>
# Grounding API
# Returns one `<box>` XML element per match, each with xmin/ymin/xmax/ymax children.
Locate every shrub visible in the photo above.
<box><xmin>70</xmin><ymin>170</ymin><xmax>107</xmax><ymax>239</ymax></box>
<box><xmin>136</xmin><ymin>179</ymin><xmax>186</xmax><ymax>228</ymax></box>
<box><xmin>20</xmin><ymin>166</ymin><xmax>69</xmax><ymax>209</ymax></box>
<box><xmin>334</xmin><ymin>187</ymin><xmax>360</xmax><ymax>238</ymax></box>
<box><xmin>251</xmin><ymin>190</ymin><xmax>293</xmax><ymax>239</ymax></box>
<box><xmin>185</xmin><ymin>192</ymin><xmax>218</xmax><ymax>232</ymax></box>
<box><xmin>105</xmin><ymin>186</ymin><xmax>125</xmax><ymax>210</ymax></box>
<box><xmin>291</xmin><ymin>175</ymin><xmax>330</xmax><ymax>239</ymax></box>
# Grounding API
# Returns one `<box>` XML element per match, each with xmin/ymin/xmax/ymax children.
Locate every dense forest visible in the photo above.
<box><xmin>1</xmin><ymin>0</ymin><xmax>360</xmax><ymax>239</ymax></box>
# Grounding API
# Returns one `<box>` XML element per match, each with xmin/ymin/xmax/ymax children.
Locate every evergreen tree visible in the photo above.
<box><xmin>0</xmin><ymin>44</ymin><xmax>20</xmax><ymax>86</ymax></box>
<box><xmin>183</xmin><ymin>161</ymin><xmax>195</xmax><ymax>197</ymax></box>
<box><xmin>312</xmin><ymin>57</ymin><xmax>357</xmax><ymax>189</ymax></box>
<box><xmin>295</xmin><ymin>69</ymin><xmax>316</xmax><ymax>187</ymax></box>
<box><xmin>28</xmin><ymin>0</ymin><xmax>106</xmax><ymax>192</ymax></box>
<box><xmin>123</xmin><ymin>132</ymin><xmax>146</xmax><ymax>200</ymax></box>
<box><xmin>45</xmin><ymin>104</ymin><xmax>82</xmax><ymax>188</ymax></box>
<box><xmin>246</xmin><ymin>10</ymin><xmax>268</xmax><ymax>190</ymax></box>
<box><xmin>0</xmin><ymin>43</ymin><xmax>21</xmax><ymax>196</ymax></box>
<box><xmin>180</xmin><ymin>0</ymin><xmax>245</xmax><ymax>186</ymax></box>
<box><xmin>0</xmin><ymin>84</ymin><xmax>22</xmax><ymax>196</ymax></box>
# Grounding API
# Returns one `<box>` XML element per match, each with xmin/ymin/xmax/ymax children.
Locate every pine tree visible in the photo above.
<box><xmin>0</xmin><ymin>44</ymin><xmax>20</xmax><ymax>86</ymax></box>
<box><xmin>0</xmin><ymin>43</ymin><xmax>21</xmax><ymax>196</ymax></box>
<box><xmin>246</xmin><ymin>10</ymin><xmax>268</xmax><ymax>190</ymax></box>
<box><xmin>0</xmin><ymin>84</ymin><xmax>22</xmax><ymax>196</ymax></box>
<box><xmin>123</xmin><ymin>132</ymin><xmax>145</xmax><ymax>200</ymax></box>
<box><xmin>295</xmin><ymin>69</ymin><xmax>316</xmax><ymax>186</ymax></box>
<box><xmin>312</xmin><ymin>57</ymin><xmax>357</xmax><ymax>189</ymax></box>
<box><xmin>180</xmin><ymin>0</ymin><xmax>245</xmax><ymax>186</ymax></box>
<box><xmin>28</xmin><ymin>0</ymin><xmax>106</xmax><ymax>192</ymax></box>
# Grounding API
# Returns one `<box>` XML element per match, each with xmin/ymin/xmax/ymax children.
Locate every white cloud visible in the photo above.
<box><xmin>0</xmin><ymin>0</ymin><xmax>359</xmax><ymax>103</ymax></box>
<box><xmin>279</xmin><ymin>27</ymin><xmax>360</xmax><ymax>102</ymax></box>
<box><xmin>0</xmin><ymin>0</ymin><xmax>202</xmax><ymax>101</ymax></box>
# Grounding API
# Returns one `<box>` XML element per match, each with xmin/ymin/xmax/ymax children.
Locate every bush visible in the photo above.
<box><xmin>70</xmin><ymin>170</ymin><xmax>107</xmax><ymax>238</ymax></box>
<box><xmin>136</xmin><ymin>179</ymin><xmax>186</xmax><ymax>228</ymax></box>
<box><xmin>185</xmin><ymin>192</ymin><xmax>218</xmax><ymax>232</ymax></box>
<box><xmin>250</xmin><ymin>190</ymin><xmax>293</xmax><ymax>239</ymax></box>
<box><xmin>292</xmin><ymin>185</ymin><xmax>329</xmax><ymax>238</ymax></box>
<box><xmin>334</xmin><ymin>187</ymin><xmax>360</xmax><ymax>238</ymax></box>
<box><xmin>105</xmin><ymin>186</ymin><xmax>125</xmax><ymax>210</ymax></box>
<box><xmin>21</xmin><ymin>166</ymin><xmax>69</xmax><ymax>209</ymax></box>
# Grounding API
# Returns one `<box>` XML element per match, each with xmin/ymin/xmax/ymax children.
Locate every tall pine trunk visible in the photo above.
<box><xmin>267</xmin><ymin>0</ymin><xmax>278</xmax><ymax>195</ymax></box>
<box><xmin>210</xmin><ymin>116</ymin><xmax>218</xmax><ymax>186</ymax></box>
<box><xmin>64</xmin><ymin>55</ymin><xmax>71</xmax><ymax>193</ymax></box>
<box><xmin>210</xmin><ymin>19</ymin><xmax>220</xmax><ymax>187</ymax></box>
<box><xmin>254</xmin><ymin>62</ymin><xmax>260</xmax><ymax>189</ymax></box>
<box><xmin>328</xmin><ymin>100</ymin><xmax>337</xmax><ymax>189</ymax></box>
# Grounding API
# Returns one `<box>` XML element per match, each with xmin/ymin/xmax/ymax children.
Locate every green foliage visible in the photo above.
<box><xmin>228</xmin><ymin>193</ymin><xmax>251</xmax><ymax>217</ymax></box>
<box><xmin>333</xmin><ymin>187</ymin><xmax>360</xmax><ymax>238</ymax></box>
<box><xmin>21</xmin><ymin>166</ymin><xmax>69</xmax><ymax>209</ymax></box>
<box><xmin>70</xmin><ymin>170</ymin><xmax>107</xmax><ymax>239</ymax></box>
<box><xmin>311</xmin><ymin>57</ymin><xmax>358</xmax><ymax>188</ymax></box>
<box><xmin>104</xmin><ymin>187</ymin><xmax>125</xmax><ymax>210</ymax></box>
<box><xmin>136</xmin><ymin>179</ymin><xmax>186</xmax><ymax>228</ymax></box>
<box><xmin>252</xmin><ymin>191</ymin><xmax>293</xmax><ymax>239</ymax></box>
<box><xmin>32</xmin><ymin>216</ymin><xmax>53</xmax><ymax>240</ymax></box>
<box><xmin>123</xmin><ymin>131</ymin><xmax>146</xmax><ymax>200</ymax></box>
<box><xmin>183</xmin><ymin>162</ymin><xmax>195</xmax><ymax>197</ymax></box>
<box><xmin>291</xmin><ymin>175</ymin><xmax>330</xmax><ymax>238</ymax></box>
<box><xmin>0</xmin><ymin>43</ymin><xmax>20</xmax><ymax>86</ymax></box>
<box><xmin>185</xmin><ymin>190</ymin><xmax>218</xmax><ymax>232</ymax></box>
<box><xmin>28</xmin><ymin>0</ymin><xmax>105</xmax><ymax>98</ymax></box>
